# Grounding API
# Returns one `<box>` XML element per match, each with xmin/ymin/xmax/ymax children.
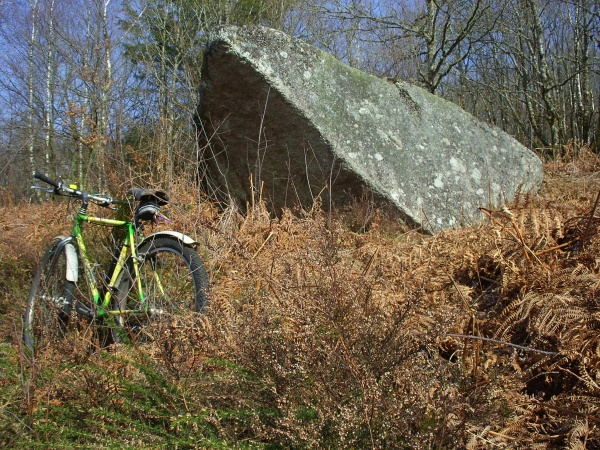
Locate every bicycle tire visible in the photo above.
<box><xmin>23</xmin><ymin>240</ymin><xmax>95</xmax><ymax>356</ymax></box>
<box><xmin>112</xmin><ymin>236</ymin><xmax>209</xmax><ymax>344</ymax></box>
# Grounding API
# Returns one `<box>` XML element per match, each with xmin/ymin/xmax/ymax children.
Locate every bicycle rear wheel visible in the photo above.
<box><xmin>23</xmin><ymin>240</ymin><xmax>95</xmax><ymax>356</ymax></box>
<box><xmin>112</xmin><ymin>236</ymin><xmax>209</xmax><ymax>344</ymax></box>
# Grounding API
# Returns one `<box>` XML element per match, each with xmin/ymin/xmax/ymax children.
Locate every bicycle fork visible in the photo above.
<box><xmin>51</xmin><ymin>236</ymin><xmax>96</xmax><ymax>320</ymax></box>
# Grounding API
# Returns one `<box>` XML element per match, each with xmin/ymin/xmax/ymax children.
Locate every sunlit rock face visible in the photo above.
<box><xmin>198</xmin><ymin>25</ymin><xmax>543</xmax><ymax>233</ymax></box>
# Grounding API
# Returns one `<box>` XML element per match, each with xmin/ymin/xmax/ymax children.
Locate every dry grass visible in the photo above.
<box><xmin>1</xmin><ymin>148</ymin><xmax>600</xmax><ymax>448</ymax></box>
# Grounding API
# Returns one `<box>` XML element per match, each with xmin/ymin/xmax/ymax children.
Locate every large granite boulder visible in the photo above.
<box><xmin>198</xmin><ymin>25</ymin><xmax>544</xmax><ymax>233</ymax></box>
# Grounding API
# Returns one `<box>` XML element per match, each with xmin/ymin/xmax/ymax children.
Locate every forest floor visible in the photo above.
<box><xmin>1</xmin><ymin>148</ymin><xmax>599</xmax><ymax>448</ymax></box>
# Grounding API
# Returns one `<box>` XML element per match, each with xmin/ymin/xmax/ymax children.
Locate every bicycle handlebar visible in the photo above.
<box><xmin>34</xmin><ymin>171</ymin><xmax>60</xmax><ymax>189</ymax></box>
<box><xmin>33</xmin><ymin>171</ymin><xmax>123</xmax><ymax>208</ymax></box>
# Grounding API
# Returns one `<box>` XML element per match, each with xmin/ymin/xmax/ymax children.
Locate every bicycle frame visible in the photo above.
<box><xmin>67</xmin><ymin>210</ymin><xmax>145</xmax><ymax>319</ymax></box>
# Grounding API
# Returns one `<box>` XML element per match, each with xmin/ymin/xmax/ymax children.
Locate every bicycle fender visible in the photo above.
<box><xmin>52</xmin><ymin>235</ymin><xmax>79</xmax><ymax>282</ymax></box>
<box><xmin>140</xmin><ymin>231</ymin><xmax>196</xmax><ymax>247</ymax></box>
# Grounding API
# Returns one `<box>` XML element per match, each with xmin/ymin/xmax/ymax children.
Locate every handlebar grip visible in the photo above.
<box><xmin>34</xmin><ymin>171</ymin><xmax>60</xmax><ymax>189</ymax></box>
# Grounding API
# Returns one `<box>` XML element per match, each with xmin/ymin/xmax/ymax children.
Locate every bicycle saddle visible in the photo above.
<box><xmin>128</xmin><ymin>188</ymin><xmax>169</xmax><ymax>206</ymax></box>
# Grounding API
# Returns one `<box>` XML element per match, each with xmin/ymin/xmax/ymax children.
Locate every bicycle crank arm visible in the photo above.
<box><xmin>74</xmin><ymin>302</ymin><xmax>95</xmax><ymax>318</ymax></box>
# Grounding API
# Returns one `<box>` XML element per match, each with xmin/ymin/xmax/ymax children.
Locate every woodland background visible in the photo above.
<box><xmin>0</xmin><ymin>0</ymin><xmax>599</xmax><ymax>194</ymax></box>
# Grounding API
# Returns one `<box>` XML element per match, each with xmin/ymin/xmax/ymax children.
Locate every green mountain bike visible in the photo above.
<box><xmin>24</xmin><ymin>171</ymin><xmax>209</xmax><ymax>356</ymax></box>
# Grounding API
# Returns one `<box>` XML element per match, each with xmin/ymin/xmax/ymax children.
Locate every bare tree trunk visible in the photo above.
<box><xmin>573</xmin><ymin>0</ymin><xmax>594</xmax><ymax>146</ymax></box>
<box><xmin>528</xmin><ymin>0</ymin><xmax>559</xmax><ymax>146</ymax></box>
<box><xmin>423</xmin><ymin>0</ymin><xmax>439</xmax><ymax>94</ymax></box>
<box><xmin>97</xmin><ymin>0</ymin><xmax>112</xmax><ymax>189</ymax></box>
<box><xmin>44</xmin><ymin>0</ymin><xmax>56</xmax><ymax>173</ymax></box>
<box><xmin>28</xmin><ymin>0</ymin><xmax>39</xmax><ymax>179</ymax></box>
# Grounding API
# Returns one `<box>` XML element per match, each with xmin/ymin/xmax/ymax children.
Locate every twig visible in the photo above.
<box><xmin>506</xmin><ymin>212</ymin><xmax>545</xmax><ymax>264</ymax></box>
<box><xmin>487</xmin><ymin>430</ymin><xmax>516</xmax><ymax>441</ymax></box>
<box><xmin>362</xmin><ymin>246</ymin><xmax>380</xmax><ymax>277</ymax></box>
<box><xmin>449</xmin><ymin>275</ymin><xmax>472</xmax><ymax>310</ymax></box>
<box><xmin>535</xmin><ymin>237</ymin><xmax>579</xmax><ymax>256</ymax></box>
<box><xmin>466</xmin><ymin>428</ymin><xmax>506</xmax><ymax>447</ymax></box>
<box><xmin>557</xmin><ymin>365</ymin><xmax>600</xmax><ymax>391</ymax></box>
<box><xmin>532</xmin><ymin>400</ymin><xmax>600</xmax><ymax>425</ymax></box>
<box><xmin>479</xmin><ymin>207</ymin><xmax>543</xmax><ymax>264</ymax></box>
<box><xmin>581</xmin><ymin>188</ymin><xmax>600</xmax><ymax>249</ymax></box>
<box><xmin>446</xmin><ymin>333</ymin><xmax>560</xmax><ymax>355</ymax></box>
<box><xmin>252</xmin><ymin>231</ymin><xmax>273</xmax><ymax>259</ymax></box>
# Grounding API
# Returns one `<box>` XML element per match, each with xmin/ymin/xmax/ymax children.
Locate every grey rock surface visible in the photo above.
<box><xmin>198</xmin><ymin>25</ymin><xmax>544</xmax><ymax>233</ymax></box>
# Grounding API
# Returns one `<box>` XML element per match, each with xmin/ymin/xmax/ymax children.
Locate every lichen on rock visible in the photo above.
<box><xmin>198</xmin><ymin>25</ymin><xmax>544</xmax><ymax>233</ymax></box>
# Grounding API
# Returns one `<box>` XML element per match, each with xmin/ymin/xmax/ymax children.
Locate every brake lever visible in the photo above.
<box><xmin>31</xmin><ymin>185</ymin><xmax>55</xmax><ymax>194</ymax></box>
<box><xmin>100</xmin><ymin>202</ymin><xmax>118</xmax><ymax>210</ymax></box>
<box><xmin>93</xmin><ymin>196</ymin><xmax>119</xmax><ymax>210</ymax></box>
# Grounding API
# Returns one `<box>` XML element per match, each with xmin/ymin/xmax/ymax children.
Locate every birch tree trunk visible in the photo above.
<box><xmin>28</xmin><ymin>0</ymin><xmax>39</xmax><ymax>179</ymax></box>
<box><xmin>44</xmin><ymin>0</ymin><xmax>56</xmax><ymax>173</ymax></box>
<box><xmin>572</xmin><ymin>0</ymin><xmax>595</xmax><ymax>146</ymax></box>
<box><xmin>97</xmin><ymin>0</ymin><xmax>112</xmax><ymax>189</ymax></box>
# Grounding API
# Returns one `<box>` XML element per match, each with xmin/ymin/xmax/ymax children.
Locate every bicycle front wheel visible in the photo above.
<box><xmin>24</xmin><ymin>239</ymin><xmax>93</xmax><ymax>356</ymax></box>
<box><xmin>113</xmin><ymin>236</ymin><xmax>209</xmax><ymax>344</ymax></box>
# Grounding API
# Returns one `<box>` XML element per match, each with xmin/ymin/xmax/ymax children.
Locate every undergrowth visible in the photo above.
<box><xmin>1</xmin><ymin>148</ymin><xmax>599</xmax><ymax>448</ymax></box>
